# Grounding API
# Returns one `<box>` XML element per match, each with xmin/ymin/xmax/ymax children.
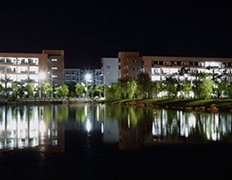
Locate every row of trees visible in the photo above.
<box><xmin>1</xmin><ymin>66</ymin><xmax>232</xmax><ymax>101</ymax></box>
<box><xmin>105</xmin><ymin>69</ymin><xmax>232</xmax><ymax>100</ymax></box>
<box><xmin>0</xmin><ymin>77</ymin><xmax>104</xmax><ymax>100</ymax></box>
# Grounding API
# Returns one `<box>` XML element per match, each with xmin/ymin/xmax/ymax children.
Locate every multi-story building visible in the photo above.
<box><xmin>0</xmin><ymin>50</ymin><xmax>64</xmax><ymax>88</ymax></box>
<box><xmin>142</xmin><ymin>55</ymin><xmax>232</xmax><ymax>81</ymax></box>
<box><xmin>64</xmin><ymin>68</ymin><xmax>82</xmax><ymax>84</ymax></box>
<box><xmin>101</xmin><ymin>57</ymin><xmax>119</xmax><ymax>85</ymax></box>
<box><xmin>43</xmin><ymin>50</ymin><xmax>64</xmax><ymax>87</ymax></box>
<box><xmin>118</xmin><ymin>52</ymin><xmax>143</xmax><ymax>78</ymax></box>
<box><xmin>101</xmin><ymin>51</ymin><xmax>232</xmax><ymax>85</ymax></box>
<box><xmin>64</xmin><ymin>68</ymin><xmax>102</xmax><ymax>85</ymax></box>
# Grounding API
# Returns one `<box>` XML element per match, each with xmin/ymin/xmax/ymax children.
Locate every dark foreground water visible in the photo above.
<box><xmin>1</xmin><ymin>104</ymin><xmax>232</xmax><ymax>179</ymax></box>
<box><xmin>1</xmin><ymin>132</ymin><xmax>232</xmax><ymax>179</ymax></box>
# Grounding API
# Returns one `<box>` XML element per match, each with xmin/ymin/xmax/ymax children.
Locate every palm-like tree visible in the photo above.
<box><xmin>0</xmin><ymin>75</ymin><xmax>11</xmax><ymax>98</ymax></box>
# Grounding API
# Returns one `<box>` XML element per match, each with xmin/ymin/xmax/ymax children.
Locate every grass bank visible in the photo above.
<box><xmin>97</xmin><ymin>98</ymin><xmax>232</xmax><ymax>112</ymax></box>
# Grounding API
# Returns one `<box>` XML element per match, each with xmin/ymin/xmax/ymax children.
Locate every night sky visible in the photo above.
<box><xmin>0</xmin><ymin>1</ymin><xmax>232</xmax><ymax>69</ymax></box>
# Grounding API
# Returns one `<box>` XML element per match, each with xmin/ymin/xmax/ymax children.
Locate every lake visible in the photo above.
<box><xmin>0</xmin><ymin>103</ymin><xmax>232</xmax><ymax>179</ymax></box>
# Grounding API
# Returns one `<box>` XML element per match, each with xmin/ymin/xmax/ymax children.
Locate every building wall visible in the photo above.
<box><xmin>101</xmin><ymin>57</ymin><xmax>119</xmax><ymax>85</ymax></box>
<box><xmin>43</xmin><ymin>50</ymin><xmax>64</xmax><ymax>87</ymax></box>
<box><xmin>118</xmin><ymin>52</ymin><xmax>139</xmax><ymax>78</ymax></box>
<box><xmin>64</xmin><ymin>68</ymin><xmax>102</xmax><ymax>85</ymax></box>
<box><xmin>0</xmin><ymin>50</ymin><xmax>64</xmax><ymax>89</ymax></box>
<box><xmin>142</xmin><ymin>56</ymin><xmax>232</xmax><ymax>81</ymax></box>
<box><xmin>0</xmin><ymin>52</ymin><xmax>48</xmax><ymax>87</ymax></box>
<box><xmin>126</xmin><ymin>57</ymin><xmax>143</xmax><ymax>78</ymax></box>
<box><xmin>64</xmin><ymin>68</ymin><xmax>81</xmax><ymax>84</ymax></box>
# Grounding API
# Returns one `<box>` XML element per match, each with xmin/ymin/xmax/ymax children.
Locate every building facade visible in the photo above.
<box><xmin>142</xmin><ymin>55</ymin><xmax>232</xmax><ymax>81</ymax></box>
<box><xmin>101</xmin><ymin>51</ymin><xmax>232</xmax><ymax>85</ymax></box>
<box><xmin>64</xmin><ymin>68</ymin><xmax>102</xmax><ymax>85</ymax></box>
<box><xmin>0</xmin><ymin>50</ymin><xmax>64</xmax><ymax>89</ymax></box>
<box><xmin>101</xmin><ymin>57</ymin><xmax>119</xmax><ymax>85</ymax></box>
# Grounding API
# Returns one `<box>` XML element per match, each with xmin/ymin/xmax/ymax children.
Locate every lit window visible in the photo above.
<box><xmin>52</xmin><ymin>67</ymin><xmax>57</xmax><ymax>70</ymax></box>
<box><xmin>51</xmin><ymin>59</ymin><xmax>57</xmax><ymax>61</ymax></box>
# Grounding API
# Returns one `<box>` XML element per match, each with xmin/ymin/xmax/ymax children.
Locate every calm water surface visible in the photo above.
<box><xmin>0</xmin><ymin>103</ymin><xmax>232</xmax><ymax>179</ymax></box>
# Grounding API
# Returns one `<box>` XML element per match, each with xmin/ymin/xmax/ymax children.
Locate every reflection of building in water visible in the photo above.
<box><xmin>152</xmin><ymin>109</ymin><xmax>232</xmax><ymax>143</ymax></box>
<box><xmin>102</xmin><ymin>119</ymin><xmax>119</xmax><ymax>143</ymax></box>
<box><xmin>0</xmin><ymin>106</ymin><xmax>64</xmax><ymax>152</ymax></box>
<box><xmin>119</xmin><ymin>127</ymin><xmax>141</xmax><ymax>150</ymax></box>
<box><xmin>65</xmin><ymin>104</ymin><xmax>101</xmax><ymax>132</ymax></box>
<box><xmin>101</xmin><ymin>104</ymin><xmax>119</xmax><ymax>143</ymax></box>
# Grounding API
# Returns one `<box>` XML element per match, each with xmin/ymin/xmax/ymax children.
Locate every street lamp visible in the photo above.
<box><xmin>85</xmin><ymin>73</ymin><xmax>91</xmax><ymax>99</ymax></box>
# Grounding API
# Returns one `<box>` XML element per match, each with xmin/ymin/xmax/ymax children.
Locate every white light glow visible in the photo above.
<box><xmin>101</xmin><ymin>123</ymin><xmax>104</xmax><ymax>133</ymax></box>
<box><xmin>85</xmin><ymin>73</ymin><xmax>92</xmax><ymax>81</ymax></box>
<box><xmin>128</xmin><ymin>114</ymin><xmax>130</xmax><ymax>128</ymax></box>
<box><xmin>40</xmin><ymin>120</ymin><xmax>46</xmax><ymax>134</ymax></box>
<box><xmin>86</xmin><ymin>119</ymin><xmax>91</xmax><ymax>132</ymax></box>
<box><xmin>39</xmin><ymin>72</ymin><xmax>46</xmax><ymax>80</ymax></box>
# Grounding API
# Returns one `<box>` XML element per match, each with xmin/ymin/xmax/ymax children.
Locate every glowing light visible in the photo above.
<box><xmin>185</xmin><ymin>127</ymin><xmax>188</xmax><ymax>137</ymax></box>
<box><xmin>86</xmin><ymin>119</ymin><xmax>91</xmax><ymax>132</ymax></box>
<box><xmin>101</xmin><ymin>123</ymin><xmax>104</xmax><ymax>133</ymax></box>
<box><xmin>128</xmin><ymin>114</ymin><xmax>130</xmax><ymax>128</ymax></box>
<box><xmin>40</xmin><ymin>120</ymin><xmax>46</xmax><ymax>134</ymax></box>
<box><xmin>39</xmin><ymin>72</ymin><xmax>46</xmax><ymax>80</ymax></box>
<box><xmin>85</xmin><ymin>73</ymin><xmax>91</xmax><ymax>81</ymax></box>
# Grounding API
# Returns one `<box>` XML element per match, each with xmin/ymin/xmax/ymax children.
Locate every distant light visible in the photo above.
<box><xmin>101</xmin><ymin>123</ymin><xmax>104</xmax><ymax>133</ymax></box>
<box><xmin>39</xmin><ymin>72</ymin><xmax>46</xmax><ymax>80</ymax></box>
<box><xmin>86</xmin><ymin>119</ymin><xmax>91</xmax><ymax>132</ymax></box>
<box><xmin>85</xmin><ymin>73</ymin><xmax>92</xmax><ymax>81</ymax></box>
<box><xmin>40</xmin><ymin>120</ymin><xmax>46</xmax><ymax>134</ymax></box>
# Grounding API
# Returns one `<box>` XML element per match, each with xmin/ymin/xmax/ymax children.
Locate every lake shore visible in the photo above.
<box><xmin>99</xmin><ymin>98</ymin><xmax>232</xmax><ymax>112</ymax></box>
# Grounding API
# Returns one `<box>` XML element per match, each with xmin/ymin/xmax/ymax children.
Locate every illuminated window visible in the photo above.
<box><xmin>52</xmin><ymin>67</ymin><xmax>57</xmax><ymax>70</ymax></box>
<box><xmin>51</xmin><ymin>59</ymin><xmax>57</xmax><ymax>61</ymax></box>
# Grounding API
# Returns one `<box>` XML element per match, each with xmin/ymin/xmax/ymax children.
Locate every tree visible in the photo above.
<box><xmin>163</xmin><ymin>75</ymin><xmax>179</xmax><ymax>99</ymax></box>
<box><xmin>75</xmin><ymin>83</ymin><xmax>85</xmax><ymax>98</ymax></box>
<box><xmin>25</xmin><ymin>82</ymin><xmax>34</xmax><ymax>98</ymax></box>
<box><xmin>136</xmin><ymin>72</ymin><xmax>153</xmax><ymax>98</ymax></box>
<box><xmin>43</xmin><ymin>82</ymin><xmax>53</xmax><ymax>97</ymax></box>
<box><xmin>0</xmin><ymin>75</ymin><xmax>11</xmax><ymax>98</ymax></box>
<box><xmin>11</xmin><ymin>82</ymin><xmax>19</xmax><ymax>100</ymax></box>
<box><xmin>55</xmin><ymin>84</ymin><xmax>69</xmax><ymax>98</ymax></box>
<box><xmin>95</xmin><ymin>84</ymin><xmax>104</xmax><ymax>98</ymax></box>
<box><xmin>192</xmin><ymin>72</ymin><xmax>213</xmax><ymax>99</ymax></box>
<box><xmin>88</xmin><ymin>85</ymin><xmax>95</xmax><ymax>98</ymax></box>
<box><xmin>118</xmin><ymin>76</ymin><xmax>137</xmax><ymax>99</ymax></box>
<box><xmin>151</xmin><ymin>80</ymin><xmax>162</xmax><ymax>98</ymax></box>
<box><xmin>66</xmin><ymin>82</ymin><xmax>77</xmax><ymax>97</ymax></box>
<box><xmin>105</xmin><ymin>82</ymin><xmax>121</xmax><ymax>100</ymax></box>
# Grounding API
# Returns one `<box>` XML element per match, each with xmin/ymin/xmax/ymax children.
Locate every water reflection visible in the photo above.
<box><xmin>0</xmin><ymin>104</ymin><xmax>232</xmax><ymax>151</ymax></box>
<box><xmin>0</xmin><ymin>105</ymin><xmax>64</xmax><ymax>152</ymax></box>
<box><xmin>99</xmin><ymin>105</ymin><xmax>232</xmax><ymax>149</ymax></box>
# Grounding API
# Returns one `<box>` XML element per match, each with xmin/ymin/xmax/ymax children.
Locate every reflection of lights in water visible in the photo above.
<box><xmin>40</xmin><ymin>120</ymin><xmax>46</xmax><ymax>138</ymax></box>
<box><xmin>185</xmin><ymin>127</ymin><xmax>188</xmax><ymax>137</ymax></box>
<box><xmin>189</xmin><ymin>115</ymin><xmax>196</xmax><ymax>128</ymax></box>
<box><xmin>101</xmin><ymin>123</ymin><xmax>104</xmax><ymax>133</ymax></box>
<box><xmin>128</xmin><ymin>114</ymin><xmax>130</xmax><ymax>128</ymax></box>
<box><xmin>96</xmin><ymin>106</ymin><xmax>99</xmax><ymax>121</ymax></box>
<box><xmin>86</xmin><ymin>119</ymin><xmax>91</xmax><ymax>132</ymax></box>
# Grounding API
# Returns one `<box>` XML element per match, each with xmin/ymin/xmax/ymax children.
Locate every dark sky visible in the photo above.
<box><xmin>0</xmin><ymin>0</ymin><xmax>232</xmax><ymax>69</ymax></box>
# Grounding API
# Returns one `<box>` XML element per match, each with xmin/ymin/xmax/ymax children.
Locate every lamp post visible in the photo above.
<box><xmin>85</xmin><ymin>73</ymin><xmax>91</xmax><ymax>99</ymax></box>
